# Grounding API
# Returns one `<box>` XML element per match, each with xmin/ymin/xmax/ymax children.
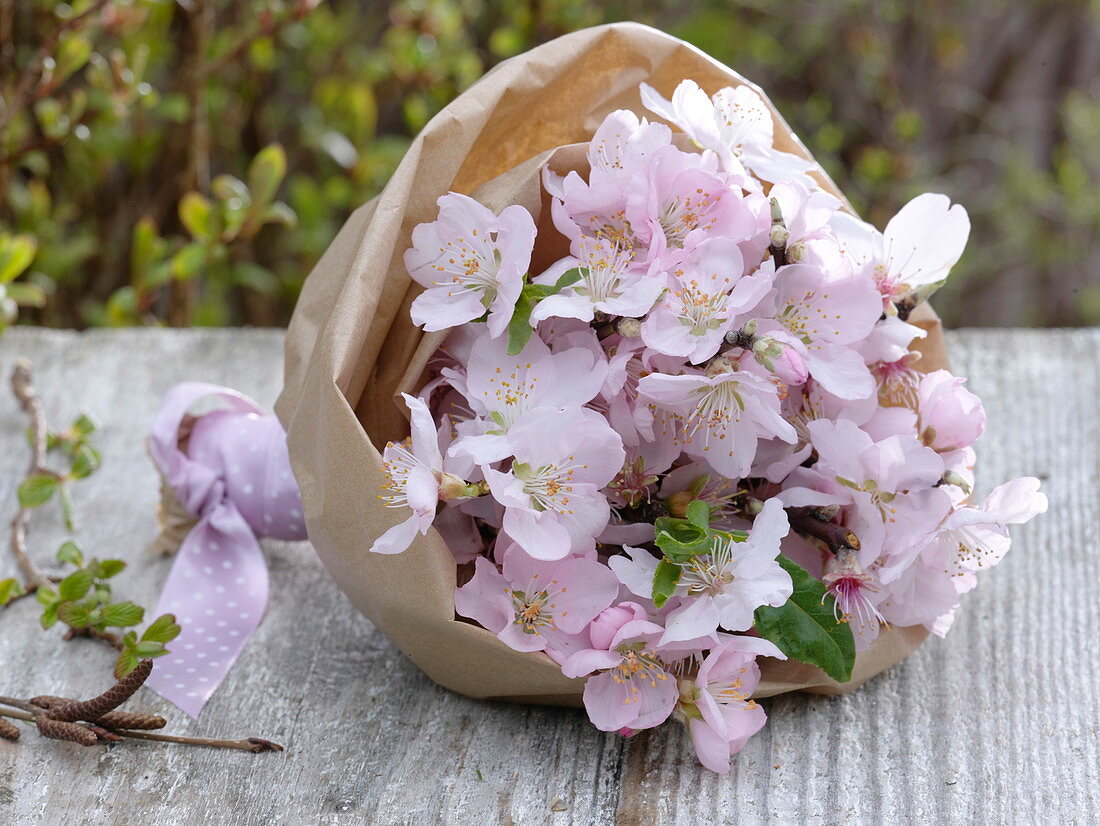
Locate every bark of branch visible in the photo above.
<box><xmin>785</xmin><ymin>506</ymin><xmax>861</xmax><ymax>554</ymax></box>
<box><xmin>9</xmin><ymin>360</ymin><xmax>51</xmax><ymax>590</ymax></box>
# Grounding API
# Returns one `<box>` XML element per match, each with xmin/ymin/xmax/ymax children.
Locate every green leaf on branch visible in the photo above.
<box><xmin>18</xmin><ymin>474</ymin><xmax>59</xmax><ymax>507</ymax></box>
<box><xmin>652</xmin><ymin>558</ymin><xmax>682</xmax><ymax>609</ymax></box>
<box><xmin>686</xmin><ymin>499</ymin><xmax>710</xmax><ymax>529</ymax></box>
<box><xmin>56</xmin><ymin>540</ymin><xmax>84</xmax><ymax>567</ymax></box>
<box><xmin>114</xmin><ymin>648</ymin><xmax>140</xmax><ymax>679</ymax></box>
<box><xmin>752</xmin><ymin>554</ymin><xmax>856</xmax><ymax>683</ymax></box>
<box><xmin>502</xmin><ymin>268</ymin><xmax>591</xmax><ymax>355</ymax></box>
<box><xmin>505</xmin><ymin>293</ymin><xmax>536</xmax><ymax>355</ymax></box>
<box><xmin>141</xmin><ymin>613</ymin><xmax>182</xmax><ymax>644</ymax></box>
<box><xmin>131</xmin><ymin>640</ymin><xmax>168</xmax><ymax>658</ymax></box>
<box><xmin>100</xmin><ymin>601</ymin><xmax>145</xmax><ymax>628</ymax></box>
<box><xmin>0</xmin><ymin>234</ymin><xmax>38</xmax><ymax>283</ymax></box>
<box><xmin>58</xmin><ymin>568</ymin><xmax>94</xmax><ymax>601</ymax></box>
<box><xmin>69</xmin><ymin>443</ymin><xmax>100</xmax><ymax>479</ymax></box>
<box><xmin>248</xmin><ymin>143</ymin><xmax>287</xmax><ymax>207</ymax></box>
<box><xmin>653</xmin><ymin>514</ymin><xmax>711</xmax><ymax>560</ymax></box>
<box><xmin>551</xmin><ymin>266</ymin><xmax>585</xmax><ymax>292</ymax></box>
<box><xmin>0</xmin><ymin>578</ymin><xmax>25</xmax><ymax>606</ymax></box>
<box><xmin>179</xmin><ymin>192</ymin><xmax>218</xmax><ymax>242</ymax></box>
<box><xmin>92</xmin><ymin>559</ymin><xmax>126</xmax><ymax>579</ymax></box>
<box><xmin>56</xmin><ymin>600</ymin><xmax>93</xmax><ymax>628</ymax></box>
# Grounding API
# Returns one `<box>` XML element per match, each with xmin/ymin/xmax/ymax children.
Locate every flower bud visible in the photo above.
<box><xmin>769</xmin><ymin>224</ymin><xmax>790</xmax><ymax>249</ymax></box>
<box><xmin>752</xmin><ymin>336</ymin><xmax>808</xmax><ymax>385</ymax></box>
<box><xmin>437</xmin><ymin>471</ymin><xmax>483</xmax><ymax>501</ymax></box>
<box><xmin>616</xmin><ymin>317</ymin><xmax>642</xmax><ymax>338</ymax></box>
<box><xmin>705</xmin><ymin>355</ymin><xmax>736</xmax><ymax>377</ymax></box>
<box><xmin>665</xmin><ymin>489</ymin><xmax>694</xmax><ymax>518</ymax></box>
<box><xmin>786</xmin><ymin>241</ymin><xmax>807</xmax><ymax>263</ymax></box>
<box><xmin>589</xmin><ymin>603</ymin><xmax>647</xmax><ymax>650</ymax></box>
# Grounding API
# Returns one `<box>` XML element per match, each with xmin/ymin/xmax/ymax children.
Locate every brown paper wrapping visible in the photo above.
<box><xmin>276</xmin><ymin>22</ymin><xmax>951</xmax><ymax>705</ymax></box>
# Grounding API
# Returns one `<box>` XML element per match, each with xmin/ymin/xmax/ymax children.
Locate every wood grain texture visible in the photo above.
<box><xmin>0</xmin><ymin>327</ymin><xmax>1095</xmax><ymax>825</ymax></box>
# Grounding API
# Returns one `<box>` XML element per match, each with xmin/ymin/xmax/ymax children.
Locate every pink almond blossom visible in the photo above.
<box><xmin>640</xmin><ymin>237</ymin><xmax>773</xmax><ymax>364</ymax></box>
<box><xmin>638</xmin><ymin>368</ymin><xmax>796</xmax><ymax>479</ymax></box>
<box><xmin>780</xmin><ymin>418</ymin><xmax>951</xmax><ymax>575</ymax></box>
<box><xmin>675</xmin><ymin>635</ymin><xmax>785</xmax><ymax>774</ymax></box>
<box><xmin>761</xmin><ymin>263</ymin><xmax>883</xmax><ymax>400</ymax></box>
<box><xmin>917</xmin><ymin>369</ymin><xmax>986</xmax><ymax>453</ymax></box>
<box><xmin>451</xmin><ymin>329</ymin><xmax>607</xmax><ymax>465</ymax></box>
<box><xmin>609</xmin><ymin>498</ymin><xmax>792</xmax><ymax>642</ymax></box>
<box><xmin>530</xmin><ymin>236</ymin><xmax>665</xmax><ymax>324</ymax></box>
<box><xmin>484</xmin><ymin>406</ymin><xmax>625</xmax><ymax>559</ymax></box>
<box><xmin>562</xmin><ymin>603</ymin><xmax>690</xmax><ymax>732</ymax></box>
<box><xmin>370</xmin><ymin>394</ymin><xmax>470</xmax><ymax>555</ymax></box>
<box><xmin>640</xmin><ymin>80</ymin><xmax>814</xmax><ymax>183</ymax></box>
<box><xmin>405</xmin><ymin>192</ymin><xmax>536</xmax><ymax>338</ymax></box>
<box><xmin>624</xmin><ymin>144</ymin><xmax>756</xmax><ymax>266</ymax></box>
<box><xmin>454</xmin><ymin>546</ymin><xmax>619</xmax><ymax>661</ymax></box>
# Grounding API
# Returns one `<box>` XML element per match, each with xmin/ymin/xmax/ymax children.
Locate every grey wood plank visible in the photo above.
<box><xmin>0</xmin><ymin>327</ymin><xmax>1095</xmax><ymax>825</ymax></box>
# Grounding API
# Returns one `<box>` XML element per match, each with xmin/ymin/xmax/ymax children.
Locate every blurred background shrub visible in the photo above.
<box><xmin>0</xmin><ymin>0</ymin><xmax>1097</xmax><ymax>329</ymax></box>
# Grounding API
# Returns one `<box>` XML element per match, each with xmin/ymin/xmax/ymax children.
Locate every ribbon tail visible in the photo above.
<box><xmin>145</xmin><ymin>504</ymin><xmax>269</xmax><ymax>718</ymax></box>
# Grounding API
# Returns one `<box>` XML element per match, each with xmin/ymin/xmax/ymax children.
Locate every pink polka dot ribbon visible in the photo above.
<box><xmin>144</xmin><ymin>383</ymin><xmax>307</xmax><ymax>717</ymax></box>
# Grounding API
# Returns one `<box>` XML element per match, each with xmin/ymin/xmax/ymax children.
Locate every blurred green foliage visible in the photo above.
<box><xmin>0</xmin><ymin>0</ymin><xmax>1097</xmax><ymax>329</ymax></box>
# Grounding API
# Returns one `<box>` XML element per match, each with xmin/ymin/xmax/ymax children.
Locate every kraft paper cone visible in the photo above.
<box><xmin>276</xmin><ymin>22</ymin><xmax>950</xmax><ymax>705</ymax></box>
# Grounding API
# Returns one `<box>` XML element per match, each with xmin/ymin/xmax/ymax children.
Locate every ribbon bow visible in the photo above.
<box><xmin>144</xmin><ymin>383</ymin><xmax>306</xmax><ymax>717</ymax></box>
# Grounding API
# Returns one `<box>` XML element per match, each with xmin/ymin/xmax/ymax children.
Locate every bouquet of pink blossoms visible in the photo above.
<box><xmin>367</xmin><ymin>79</ymin><xmax>1047</xmax><ymax>773</ymax></box>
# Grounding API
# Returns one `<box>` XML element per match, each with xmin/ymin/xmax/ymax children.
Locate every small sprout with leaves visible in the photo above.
<box><xmin>34</xmin><ymin>541</ymin><xmax>181</xmax><ymax>678</ymax></box>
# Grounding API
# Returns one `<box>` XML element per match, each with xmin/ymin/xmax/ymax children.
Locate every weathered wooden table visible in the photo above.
<box><xmin>0</xmin><ymin>328</ymin><xmax>1095</xmax><ymax>825</ymax></box>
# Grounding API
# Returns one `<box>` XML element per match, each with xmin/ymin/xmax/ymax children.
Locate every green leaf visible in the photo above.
<box><xmin>141</xmin><ymin>613</ymin><xmax>182</xmax><ymax>644</ymax></box>
<box><xmin>652</xmin><ymin>558</ymin><xmax>682</xmax><ymax>609</ymax></box>
<box><xmin>131</xmin><ymin>640</ymin><xmax>167</xmax><ymax>658</ymax></box>
<box><xmin>71</xmin><ymin>413</ymin><xmax>98</xmax><ymax>438</ymax></box>
<box><xmin>54</xmin><ymin>33</ymin><xmax>93</xmax><ymax>84</ymax></box>
<box><xmin>18</xmin><ymin>474</ymin><xmax>58</xmax><ymax>507</ymax></box>
<box><xmin>69</xmin><ymin>443</ymin><xmax>100</xmax><ymax>479</ymax></box>
<box><xmin>170</xmin><ymin>243</ymin><xmax>207</xmax><ymax>281</ymax></box>
<box><xmin>505</xmin><ymin>294</ymin><xmax>535</xmax><ymax>356</ymax></box>
<box><xmin>752</xmin><ymin>554</ymin><xmax>856</xmax><ymax>683</ymax></box>
<box><xmin>36</xmin><ymin>586</ymin><xmax>57</xmax><ymax>606</ymax></box>
<box><xmin>93</xmin><ymin>559</ymin><xmax>126</xmax><ymax>579</ymax></box>
<box><xmin>552</xmin><ymin>266</ymin><xmax>586</xmax><ymax>292</ymax></box>
<box><xmin>114</xmin><ymin>649</ymin><xmax>140</xmax><ymax>680</ymax></box>
<box><xmin>653</xmin><ymin>516</ymin><xmax>711</xmax><ymax>560</ymax></box>
<box><xmin>56</xmin><ymin>540</ymin><xmax>84</xmax><ymax>567</ymax></box>
<box><xmin>0</xmin><ymin>234</ymin><xmax>38</xmax><ymax>283</ymax></box>
<box><xmin>247</xmin><ymin>143</ymin><xmax>287</xmax><ymax>207</ymax></box>
<box><xmin>178</xmin><ymin>192</ymin><xmax>217</xmax><ymax>242</ymax></box>
<box><xmin>686</xmin><ymin>500</ymin><xmax>710</xmax><ymax>529</ymax></box>
<box><xmin>58</xmin><ymin>568</ymin><xmax>94</xmax><ymax>602</ymax></box>
<box><xmin>0</xmin><ymin>577</ymin><xmax>25</xmax><ymax>606</ymax></box>
<box><xmin>100</xmin><ymin>601</ymin><xmax>145</xmax><ymax>628</ymax></box>
<box><xmin>57</xmin><ymin>600</ymin><xmax>93</xmax><ymax>628</ymax></box>
<box><xmin>231</xmin><ymin>262</ymin><xmax>279</xmax><ymax>295</ymax></box>
<box><xmin>7</xmin><ymin>282</ymin><xmax>46</xmax><ymax>308</ymax></box>
<box><xmin>40</xmin><ymin>602</ymin><xmax>59</xmax><ymax>629</ymax></box>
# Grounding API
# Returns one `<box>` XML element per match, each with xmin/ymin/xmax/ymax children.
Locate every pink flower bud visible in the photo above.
<box><xmin>770</xmin><ymin>344</ymin><xmax>809</xmax><ymax>386</ymax></box>
<box><xmin>917</xmin><ymin>370</ymin><xmax>985</xmax><ymax>452</ymax></box>
<box><xmin>589</xmin><ymin>602</ymin><xmax>647</xmax><ymax>650</ymax></box>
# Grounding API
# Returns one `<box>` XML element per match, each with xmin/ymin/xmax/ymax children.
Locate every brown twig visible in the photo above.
<box><xmin>0</xmin><ymin>666</ymin><xmax>282</xmax><ymax>753</ymax></box>
<box><xmin>0</xmin><ymin>707</ymin><xmax>282</xmax><ymax>753</ymax></box>
<box><xmin>62</xmin><ymin>626</ymin><xmax>125</xmax><ymax>650</ymax></box>
<box><xmin>785</xmin><ymin>506</ymin><xmax>861</xmax><ymax>554</ymax></box>
<box><xmin>9</xmin><ymin>360</ymin><xmax>52</xmax><ymax>591</ymax></box>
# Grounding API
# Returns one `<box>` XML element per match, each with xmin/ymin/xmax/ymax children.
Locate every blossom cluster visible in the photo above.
<box><xmin>370</xmin><ymin>79</ymin><xmax>1047</xmax><ymax>773</ymax></box>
